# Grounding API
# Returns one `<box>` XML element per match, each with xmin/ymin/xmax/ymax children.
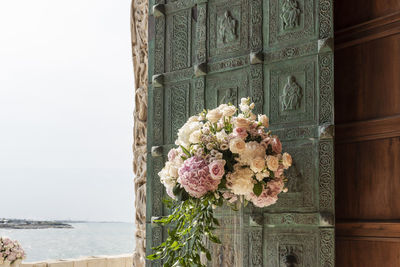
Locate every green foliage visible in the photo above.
<box><xmin>147</xmin><ymin>193</ymin><xmax>223</xmax><ymax>267</ymax></box>
<box><xmin>253</xmin><ymin>182</ymin><xmax>263</xmax><ymax>197</ymax></box>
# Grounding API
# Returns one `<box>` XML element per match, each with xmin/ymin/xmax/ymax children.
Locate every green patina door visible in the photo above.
<box><xmin>146</xmin><ymin>0</ymin><xmax>334</xmax><ymax>266</ymax></box>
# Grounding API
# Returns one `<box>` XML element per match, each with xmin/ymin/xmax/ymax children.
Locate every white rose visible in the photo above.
<box><xmin>188</xmin><ymin>116</ymin><xmax>200</xmax><ymax>123</ymax></box>
<box><xmin>258</xmin><ymin>114</ymin><xmax>269</xmax><ymax>128</ymax></box>
<box><xmin>229</xmin><ymin>138</ymin><xmax>246</xmax><ymax>154</ymax></box>
<box><xmin>216</xmin><ymin>129</ymin><xmax>228</xmax><ymax>141</ymax></box>
<box><xmin>222</xmin><ymin>105</ymin><xmax>237</xmax><ymax>117</ymax></box>
<box><xmin>217</xmin><ymin>104</ymin><xmax>228</xmax><ymax>111</ymax></box>
<box><xmin>250</xmin><ymin>157</ymin><xmax>265</xmax><ymax>173</ymax></box>
<box><xmin>266</xmin><ymin>155</ymin><xmax>279</xmax><ymax>171</ymax></box>
<box><xmin>241</xmin><ymin>97</ymin><xmax>250</xmax><ymax>105</ymax></box>
<box><xmin>189</xmin><ymin>130</ymin><xmax>202</xmax><ymax>144</ymax></box>
<box><xmin>206</xmin><ymin>108</ymin><xmax>223</xmax><ymax>123</ymax></box>
<box><xmin>239</xmin><ymin>141</ymin><xmax>266</xmax><ymax>165</ymax></box>
<box><xmin>166</xmin><ymin>161</ymin><xmax>179</xmax><ymax>177</ymax></box>
<box><xmin>176</xmin><ymin>121</ymin><xmax>202</xmax><ymax>147</ymax></box>
<box><xmin>282</xmin><ymin>152</ymin><xmax>292</xmax><ymax>169</ymax></box>
<box><xmin>239</xmin><ymin>103</ymin><xmax>250</xmax><ymax>113</ymax></box>
<box><xmin>227</xmin><ymin>166</ymin><xmax>254</xmax><ymax>195</ymax></box>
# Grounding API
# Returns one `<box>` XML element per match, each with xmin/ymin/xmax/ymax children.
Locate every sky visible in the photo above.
<box><xmin>0</xmin><ymin>0</ymin><xmax>135</xmax><ymax>222</ymax></box>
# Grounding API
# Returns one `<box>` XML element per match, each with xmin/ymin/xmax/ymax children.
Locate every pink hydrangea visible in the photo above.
<box><xmin>178</xmin><ymin>156</ymin><xmax>220</xmax><ymax>198</ymax></box>
<box><xmin>247</xmin><ymin>179</ymin><xmax>284</xmax><ymax>208</ymax></box>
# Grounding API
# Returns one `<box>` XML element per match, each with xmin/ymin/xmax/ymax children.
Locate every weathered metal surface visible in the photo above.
<box><xmin>146</xmin><ymin>0</ymin><xmax>335</xmax><ymax>265</ymax></box>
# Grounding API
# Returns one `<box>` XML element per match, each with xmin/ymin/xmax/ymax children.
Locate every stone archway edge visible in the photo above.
<box><xmin>130</xmin><ymin>0</ymin><xmax>148</xmax><ymax>266</ymax></box>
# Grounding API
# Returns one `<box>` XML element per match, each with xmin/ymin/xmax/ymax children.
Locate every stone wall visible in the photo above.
<box><xmin>21</xmin><ymin>255</ymin><xmax>133</xmax><ymax>267</ymax></box>
<box><xmin>130</xmin><ymin>0</ymin><xmax>148</xmax><ymax>266</ymax></box>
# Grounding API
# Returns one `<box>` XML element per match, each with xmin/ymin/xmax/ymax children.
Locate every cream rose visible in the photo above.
<box><xmin>229</xmin><ymin>138</ymin><xmax>246</xmax><ymax>154</ymax></box>
<box><xmin>189</xmin><ymin>130</ymin><xmax>202</xmax><ymax>144</ymax></box>
<box><xmin>250</xmin><ymin>157</ymin><xmax>265</xmax><ymax>173</ymax></box>
<box><xmin>258</xmin><ymin>114</ymin><xmax>269</xmax><ymax>128</ymax></box>
<box><xmin>282</xmin><ymin>152</ymin><xmax>292</xmax><ymax>169</ymax></box>
<box><xmin>235</xmin><ymin>117</ymin><xmax>251</xmax><ymax>129</ymax></box>
<box><xmin>222</xmin><ymin>105</ymin><xmax>237</xmax><ymax>117</ymax></box>
<box><xmin>266</xmin><ymin>155</ymin><xmax>279</xmax><ymax>171</ymax></box>
<box><xmin>226</xmin><ymin>167</ymin><xmax>254</xmax><ymax>195</ymax></box>
<box><xmin>206</xmin><ymin>109</ymin><xmax>223</xmax><ymax>123</ymax></box>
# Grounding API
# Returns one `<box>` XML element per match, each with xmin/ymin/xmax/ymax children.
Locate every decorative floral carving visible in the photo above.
<box><xmin>154</xmin><ymin>17</ymin><xmax>165</xmax><ymax>74</ymax></box>
<box><xmin>170</xmin><ymin>11</ymin><xmax>190</xmax><ymax>71</ymax></box>
<box><xmin>264</xmin><ymin>213</ymin><xmax>319</xmax><ymax>225</ymax></box>
<box><xmin>319</xmin><ymin>53</ymin><xmax>334</xmax><ymax>125</ymax></box>
<box><xmin>207</xmin><ymin>55</ymin><xmax>249</xmax><ymax>73</ymax></box>
<box><xmin>195</xmin><ymin>4</ymin><xmax>207</xmax><ymax>63</ymax></box>
<box><xmin>319</xmin><ymin>140</ymin><xmax>334</xmax><ymax>211</ymax></box>
<box><xmin>250</xmin><ymin>229</ymin><xmax>263</xmax><ymax>267</ymax></box>
<box><xmin>320</xmin><ymin>228</ymin><xmax>334</xmax><ymax>267</ymax></box>
<box><xmin>319</xmin><ymin>0</ymin><xmax>333</xmax><ymax>39</ymax></box>
<box><xmin>265</xmin><ymin>42</ymin><xmax>318</xmax><ymax>63</ymax></box>
<box><xmin>171</xmin><ymin>83</ymin><xmax>189</xmax><ymax>141</ymax></box>
<box><xmin>251</xmin><ymin>65</ymin><xmax>264</xmax><ymax>114</ymax></box>
<box><xmin>250</xmin><ymin>0</ymin><xmax>263</xmax><ymax>51</ymax></box>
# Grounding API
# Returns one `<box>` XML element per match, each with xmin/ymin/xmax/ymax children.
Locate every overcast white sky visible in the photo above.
<box><xmin>0</xmin><ymin>0</ymin><xmax>135</xmax><ymax>222</ymax></box>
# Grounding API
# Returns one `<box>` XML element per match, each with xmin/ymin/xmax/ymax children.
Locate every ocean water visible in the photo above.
<box><xmin>0</xmin><ymin>223</ymin><xmax>135</xmax><ymax>262</ymax></box>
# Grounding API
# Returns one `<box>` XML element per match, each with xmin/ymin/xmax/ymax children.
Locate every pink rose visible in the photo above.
<box><xmin>209</xmin><ymin>160</ymin><xmax>226</xmax><ymax>180</ymax></box>
<box><xmin>233</xmin><ymin>127</ymin><xmax>248</xmax><ymax>139</ymax></box>
<box><xmin>270</xmin><ymin>137</ymin><xmax>282</xmax><ymax>153</ymax></box>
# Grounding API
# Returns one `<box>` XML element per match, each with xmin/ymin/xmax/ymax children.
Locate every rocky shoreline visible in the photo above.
<box><xmin>0</xmin><ymin>219</ymin><xmax>73</xmax><ymax>229</ymax></box>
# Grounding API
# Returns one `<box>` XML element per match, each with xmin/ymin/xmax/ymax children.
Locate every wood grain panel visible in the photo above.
<box><xmin>335</xmin><ymin>0</ymin><xmax>400</xmax><ymax>31</ymax></box>
<box><xmin>336</xmin><ymin>137</ymin><xmax>400</xmax><ymax>220</ymax></box>
<box><xmin>336</xmin><ymin>115</ymin><xmax>400</xmax><ymax>144</ymax></box>
<box><xmin>335</xmin><ymin>11</ymin><xmax>400</xmax><ymax>50</ymax></box>
<box><xmin>337</xmin><ymin>222</ymin><xmax>400</xmax><ymax>238</ymax></box>
<box><xmin>335</xmin><ymin>34</ymin><xmax>400</xmax><ymax>124</ymax></box>
<box><xmin>336</xmin><ymin>238</ymin><xmax>400</xmax><ymax>267</ymax></box>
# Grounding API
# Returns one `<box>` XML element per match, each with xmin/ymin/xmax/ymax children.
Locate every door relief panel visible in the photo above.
<box><xmin>147</xmin><ymin>0</ymin><xmax>334</xmax><ymax>265</ymax></box>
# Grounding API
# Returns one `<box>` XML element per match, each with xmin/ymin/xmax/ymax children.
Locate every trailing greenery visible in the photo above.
<box><xmin>147</xmin><ymin>192</ymin><xmax>223</xmax><ymax>267</ymax></box>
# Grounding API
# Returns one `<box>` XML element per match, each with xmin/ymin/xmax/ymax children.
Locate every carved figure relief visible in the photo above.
<box><xmin>218</xmin><ymin>11</ymin><xmax>238</xmax><ymax>45</ymax></box>
<box><xmin>219</xmin><ymin>87</ymin><xmax>238</xmax><ymax>105</ymax></box>
<box><xmin>279</xmin><ymin>245</ymin><xmax>302</xmax><ymax>267</ymax></box>
<box><xmin>281</xmin><ymin>0</ymin><xmax>301</xmax><ymax>30</ymax></box>
<box><xmin>217</xmin><ymin>244</ymin><xmax>235</xmax><ymax>267</ymax></box>
<box><xmin>281</xmin><ymin>76</ymin><xmax>302</xmax><ymax>111</ymax></box>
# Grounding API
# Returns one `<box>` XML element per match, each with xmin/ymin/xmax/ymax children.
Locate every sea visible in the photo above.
<box><xmin>0</xmin><ymin>222</ymin><xmax>135</xmax><ymax>262</ymax></box>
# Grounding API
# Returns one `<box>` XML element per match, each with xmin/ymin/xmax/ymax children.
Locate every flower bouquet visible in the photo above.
<box><xmin>148</xmin><ymin>98</ymin><xmax>292</xmax><ymax>266</ymax></box>
<box><xmin>0</xmin><ymin>237</ymin><xmax>25</xmax><ymax>267</ymax></box>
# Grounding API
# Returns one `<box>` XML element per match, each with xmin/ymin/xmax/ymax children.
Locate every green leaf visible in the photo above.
<box><xmin>253</xmin><ymin>182</ymin><xmax>263</xmax><ymax>197</ymax></box>
<box><xmin>180</xmin><ymin>145</ymin><xmax>191</xmax><ymax>157</ymax></box>
<box><xmin>206</xmin><ymin>251</ymin><xmax>211</xmax><ymax>261</ymax></box>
